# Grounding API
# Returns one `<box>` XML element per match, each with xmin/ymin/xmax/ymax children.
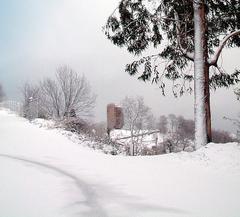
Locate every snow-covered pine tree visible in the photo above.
<box><xmin>104</xmin><ymin>0</ymin><xmax>240</xmax><ymax>148</ymax></box>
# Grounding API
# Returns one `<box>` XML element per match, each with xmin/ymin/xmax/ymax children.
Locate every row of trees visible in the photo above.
<box><xmin>120</xmin><ymin>96</ymin><xmax>235</xmax><ymax>155</ymax></box>
<box><xmin>120</xmin><ymin>96</ymin><xmax>195</xmax><ymax>154</ymax></box>
<box><xmin>22</xmin><ymin>66</ymin><xmax>96</xmax><ymax>120</ymax></box>
<box><xmin>104</xmin><ymin>0</ymin><xmax>240</xmax><ymax>149</ymax></box>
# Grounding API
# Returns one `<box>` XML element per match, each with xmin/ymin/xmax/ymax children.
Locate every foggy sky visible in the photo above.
<box><xmin>0</xmin><ymin>0</ymin><xmax>239</xmax><ymax>132</ymax></box>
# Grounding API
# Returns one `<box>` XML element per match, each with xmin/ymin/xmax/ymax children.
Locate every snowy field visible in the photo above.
<box><xmin>1</xmin><ymin>109</ymin><xmax>240</xmax><ymax>217</ymax></box>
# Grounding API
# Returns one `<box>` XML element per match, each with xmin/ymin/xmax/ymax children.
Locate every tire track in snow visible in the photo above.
<box><xmin>0</xmin><ymin>154</ymin><xmax>108</xmax><ymax>217</ymax></box>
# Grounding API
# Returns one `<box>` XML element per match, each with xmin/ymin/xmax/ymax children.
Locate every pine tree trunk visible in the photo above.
<box><xmin>202</xmin><ymin>11</ymin><xmax>212</xmax><ymax>143</ymax></box>
<box><xmin>204</xmin><ymin>65</ymin><xmax>212</xmax><ymax>143</ymax></box>
<box><xmin>201</xmin><ymin>1</ymin><xmax>212</xmax><ymax>143</ymax></box>
<box><xmin>193</xmin><ymin>0</ymin><xmax>208</xmax><ymax>149</ymax></box>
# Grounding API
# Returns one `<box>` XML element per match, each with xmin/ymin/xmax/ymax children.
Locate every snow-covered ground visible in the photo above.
<box><xmin>1</xmin><ymin>109</ymin><xmax>240</xmax><ymax>217</ymax></box>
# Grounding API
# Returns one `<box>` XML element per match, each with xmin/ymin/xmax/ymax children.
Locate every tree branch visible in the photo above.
<box><xmin>209</xmin><ymin>30</ymin><xmax>240</xmax><ymax>66</ymax></box>
<box><xmin>174</xmin><ymin>11</ymin><xmax>194</xmax><ymax>61</ymax></box>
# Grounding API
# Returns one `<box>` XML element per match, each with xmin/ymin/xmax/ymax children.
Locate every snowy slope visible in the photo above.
<box><xmin>0</xmin><ymin>109</ymin><xmax>240</xmax><ymax>217</ymax></box>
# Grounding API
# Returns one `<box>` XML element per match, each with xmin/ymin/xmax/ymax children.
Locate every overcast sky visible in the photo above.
<box><xmin>0</xmin><ymin>0</ymin><xmax>239</xmax><ymax>132</ymax></box>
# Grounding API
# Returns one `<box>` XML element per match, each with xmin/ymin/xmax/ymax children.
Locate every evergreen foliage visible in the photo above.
<box><xmin>104</xmin><ymin>0</ymin><xmax>240</xmax><ymax>96</ymax></box>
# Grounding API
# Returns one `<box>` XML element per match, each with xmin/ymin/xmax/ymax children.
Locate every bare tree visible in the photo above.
<box><xmin>163</xmin><ymin>115</ymin><xmax>195</xmax><ymax>153</ymax></box>
<box><xmin>56</xmin><ymin>66</ymin><xmax>96</xmax><ymax>118</ymax></box>
<box><xmin>121</xmin><ymin>96</ymin><xmax>150</xmax><ymax>155</ymax></box>
<box><xmin>157</xmin><ymin>115</ymin><xmax>168</xmax><ymax>134</ymax></box>
<box><xmin>21</xmin><ymin>66</ymin><xmax>96</xmax><ymax>121</ymax></box>
<box><xmin>168</xmin><ymin>114</ymin><xmax>177</xmax><ymax>134</ymax></box>
<box><xmin>22</xmin><ymin>82</ymin><xmax>40</xmax><ymax>119</ymax></box>
<box><xmin>38</xmin><ymin>66</ymin><xmax>96</xmax><ymax>120</ymax></box>
<box><xmin>175</xmin><ymin>116</ymin><xmax>194</xmax><ymax>151</ymax></box>
<box><xmin>145</xmin><ymin>113</ymin><xmax>156</xmax><ymax>130</ymax></box>
<box><xmin>39</xmin><ymin>78</ymin><xmax>62</xmax><ymax>118</ymax></box>
<box><xmin>177</xmin><ymin>116</ymin><xmax>195</xmax><ymax>140</ymax></box>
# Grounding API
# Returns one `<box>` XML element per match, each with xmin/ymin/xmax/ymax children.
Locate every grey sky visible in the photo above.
<box><xmin>0</xmin><ymin>0</ymin><xmax>239</xmax><ymax>132</ymax></box>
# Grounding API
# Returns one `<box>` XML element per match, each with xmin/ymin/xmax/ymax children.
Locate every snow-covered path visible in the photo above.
<box><xmin>0</xmin><ymin>157</ymin><xmax>79</xmax><ymax>217</ymax></box>
<box><xmin>0</xmin><ymin>154</ymin><xmax>106</xmax><ymax>217</ymax></box>
<box><xmin>1</xmin><ymin>109</ymin><xmax>240</xmax><ymax>217</ymax></box>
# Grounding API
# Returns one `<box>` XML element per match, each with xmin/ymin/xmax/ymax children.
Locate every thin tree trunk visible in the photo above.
<box><xmin>193</xmin><ymin>0</ymin><xmax>208</xmax><ymax>149</ymax></box>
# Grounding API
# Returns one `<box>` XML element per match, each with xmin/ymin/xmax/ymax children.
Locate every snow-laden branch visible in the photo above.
<box><xmin>174</xmin><ymin>11</ymin><xmax>194</xmax><ymax>61</ymax></box>
<box><xmin>209</xmin><ymin>30</ymin><xmax>240</xmax><ymax>66</ymax></box>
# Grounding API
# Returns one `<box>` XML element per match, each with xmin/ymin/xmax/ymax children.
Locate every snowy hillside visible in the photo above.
<box><xmin>1</xmin><ymin>109</ymin><xmax>240</xmax><ymax>217</ymax></box>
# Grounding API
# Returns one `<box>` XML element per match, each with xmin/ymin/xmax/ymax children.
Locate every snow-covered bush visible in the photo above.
<box><xmin>61</xmin><ymin>117</ymin><xmax>90</xmax><ymax>134</ymax></box>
